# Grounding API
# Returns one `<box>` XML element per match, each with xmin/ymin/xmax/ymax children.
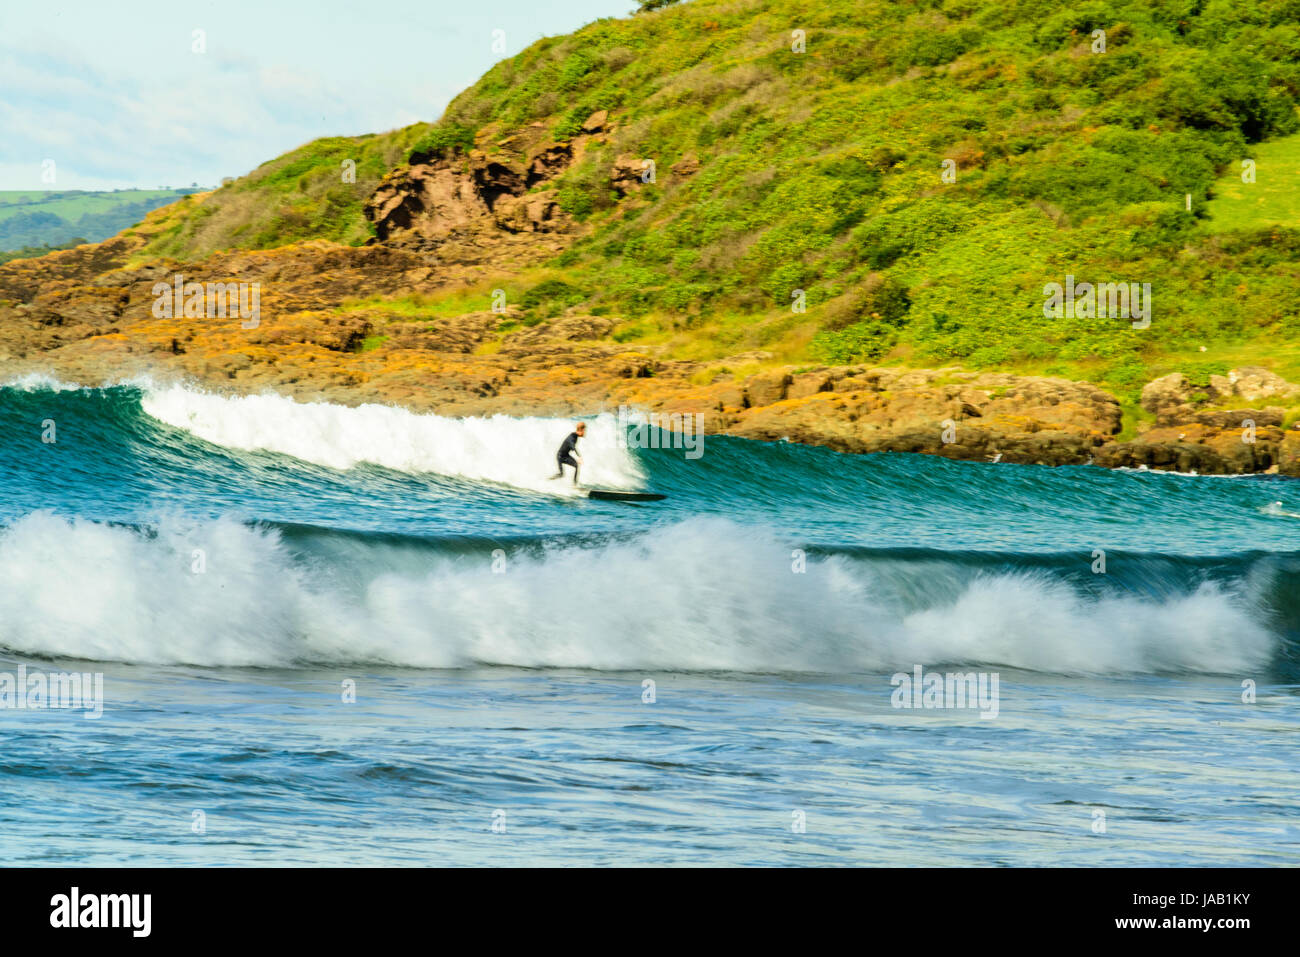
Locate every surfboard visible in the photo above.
<box><xmin>586</xmin><ymin>490</ymin><xmax>667</xmax><ymax>502</ymax></box>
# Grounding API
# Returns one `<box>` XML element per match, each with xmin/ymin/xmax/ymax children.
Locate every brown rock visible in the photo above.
<box><xmin>528</xmin><ymin>143</ymin><xmax>573</xmax><ymax>183</ymax></box>
<box><xmin>494</xmin><ymin>190</ymin><xmax>566</xmax><ymax>233</ymax></box>
<box><xmin>744</xmin><ymin>370</ymin><xmax>792</xmax><ymax>407</ymax></box>
<box><xmin>1280</xmin><ymin>432</ymin><xmax>1300</xmax><ymax>477</ymax></box>
<box><xmin>611</xmin><ymin>155</ymin><xmax>649</xmax><ymax>194</ymax></box>
<box><xmin>509</xmin><ymin>315</ymin><xmax>614</xmax><ymax>344</ymax></box>
<box><xmin>1140</xmin><ymin>372</ymin><xmax>1191</xmax><ymax>416</ymax></box>
<box><xmin>671</xmin><ymin>153</ymin><xmax>701</xmax><ymax>177</ymax></box>
<box><xmin>789</xmin><ymin>370</ymin><xmax>832</xmax><ymax>399</ymax></box>
<box><xmin>1226</xmin><ymin>366</ymin><xmax>1300</xmax><ymax>403</ymax></box>
<box><xmin>1186</xmin><ymin>407</ymin><xmax>1284</xmax><ymax>429</ymax></box>
<box><xmin>365</xmin><ymin>165</ymin><xmax>491</xmax><ymax>241</ymax></box>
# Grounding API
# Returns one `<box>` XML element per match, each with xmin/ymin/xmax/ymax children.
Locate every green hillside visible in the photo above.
<box><xmin>124</xmin><ymin>0</ymin><xmax>1300</xmax><ymax>397</ymax></box>
<box><xmin>1203</xmin><ymin>131</ymin><xmax>1300</xmax><ymax>230</ymax></box>
<box><xmin>0</xmin><ymin>189</ymin><xmax>199</xmax><ymax>252</ymax></box>
<box><xmin>128</xmin><ymin>128</ymin><xmax>428</xmax><ymax>260</ymax></box>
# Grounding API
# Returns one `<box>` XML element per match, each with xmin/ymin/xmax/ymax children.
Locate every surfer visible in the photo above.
<box><xmin>551</xmin><ymin>422</ymin><xmax>585</xmax><ymax>484</ymax></box>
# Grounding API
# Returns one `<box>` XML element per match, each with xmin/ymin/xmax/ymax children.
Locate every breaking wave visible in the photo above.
<box><xmin>0</xmin><ymin>512</ymin><xmax>1287</xmax><ymax>675</ymax></box>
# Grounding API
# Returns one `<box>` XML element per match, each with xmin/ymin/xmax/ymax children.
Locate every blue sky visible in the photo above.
<box><xmin>0</xmin><ymin>0</ymin><xmax>630</xmax><ymax>190</ymax></box>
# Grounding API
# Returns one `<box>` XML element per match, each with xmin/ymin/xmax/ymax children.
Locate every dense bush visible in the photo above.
<box><xmin>409</xmin><ymin>123</ymin><xmax>477</xmax><ymax>161</ymax></box>
<box><xmin>521</xmin><ymin>279</ymin><xmax>587</xmax><ymax>317</ymax></box>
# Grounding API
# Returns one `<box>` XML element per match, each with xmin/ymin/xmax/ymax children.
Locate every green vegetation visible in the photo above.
<box><xmin>521</xmin><ymin>278</ymin><xmax>587</xmax><ymax>317</ymax></box>
<box><xmin>435</xmin><ymin>0</ymin><xmax>1300</xmax><ymax>387</ymax></box>
<box><xmin>338</xmin><ymin>286</ymin><xmax>500</xmax><ymax>319</ymax></box>
<box><xmin>409</xmin><ymin>123</ymin><xmax>477</xmax><ymax>161</ymax></box>
<box><xmin>0</xmin><ymin>189</ymin><xmax>195</xmax><ymax>251</ymax></box>
<box><xmin>112</xmin><ymin>0</ymin><xmax>1300</xmax><ymax>391</ymax></box>
<box><xmin>0</xmin><ymin>236</ymin><xmax>88</xmax><ymax>265</ymax></box>
<box><xmin>128</xmin><ymin>125</ymin><xmax>429</xmax><ymax>261</ymax></box>
<box><xmin>1203</xmin><ymin>131</ymin><xmax>1300</xmax><ymax>230</ymax></box>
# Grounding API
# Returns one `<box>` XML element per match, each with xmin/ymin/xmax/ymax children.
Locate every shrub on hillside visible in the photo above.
<box><xmin>521</xmin><ymin>279</ymin><xmax>587</xmax><ymax>317</ymax></box>
<box><xmin>409</xmin><ymin>124</ymin><xmax>477</xmax><ymax>162</ymax></box>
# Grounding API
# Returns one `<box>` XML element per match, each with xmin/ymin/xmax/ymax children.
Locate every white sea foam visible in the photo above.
<box><xmin>1</xmin><ymin>372</ymin><xmax>86</xmax><ymax>392</ymax></box>
<box><xmin>0</xmin><ymin>513</ymin><xmax>1277</xmax><ymax>674</ymax></box>
<box><xmin>1115</xmin><ymin>466</ymin><xmax>1250</xmax><ymax>479</ymax></box>
<box><xmin>139</xmin><ymin>384</ymin><xmax>643</xmax><ymax>493</ymax></box>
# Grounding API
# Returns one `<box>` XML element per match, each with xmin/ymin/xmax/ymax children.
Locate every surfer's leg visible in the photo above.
<box><xmin>554</xmin><ymin>453</ymin><xmax>576</xmax><ymax>481</ymax></box>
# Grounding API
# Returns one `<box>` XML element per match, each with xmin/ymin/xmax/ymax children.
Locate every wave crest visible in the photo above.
<box><xmin>0</xmin><ymin>513</ymin><xmax>1279</xmax><ymax>675</ymax></box>
<box><xmin>139</xmin><ymin>384</ymin><xmax>644</xmax><ymax>493</ymax></box>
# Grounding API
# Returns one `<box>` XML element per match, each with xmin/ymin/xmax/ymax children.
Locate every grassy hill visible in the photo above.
<box><xmin>121</xmin><ymin>0</ymin><xmax>1300</xmax><ymax>404</ymax></box>
<box><xmin>1203</xmin><ymin>131</ymin><xmax>1300</xmax><ymax>229</ymax></box>
<box><xmin>128</xmin><ymin>129</ymin><xmax>427</xmax><ymax>261</ymax></box>
<box><xmin>0</xmin><ymin>189</ymin><xmax>200</xmax><ymax>252</ymax></box>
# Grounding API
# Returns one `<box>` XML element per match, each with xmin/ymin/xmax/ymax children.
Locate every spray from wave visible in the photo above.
<box><xmin>139</xmin><ymin>384</ymin><xmax>644</xmax><ymax>493</ymax></box>
<box><xmin>1</xmin><ymin>372</ymin><xmax>88</xmax><ymax>393</ymax></box>
<box><xmin>0</xmin><ymin>512</ymin><xmax>1280</xmax><ymax>675</ymax></box>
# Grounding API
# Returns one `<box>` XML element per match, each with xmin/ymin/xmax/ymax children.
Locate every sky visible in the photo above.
<box><xmin>0</xmin><ymin>0</ymin><xmax>631</xmax><ymax>190</ymax></box>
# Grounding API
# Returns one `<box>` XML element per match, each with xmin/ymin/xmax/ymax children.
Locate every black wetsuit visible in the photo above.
<box><xmin>556</xmin><ymin>431</ymin><xmax>580</xmax><ymax>470</ymax></box>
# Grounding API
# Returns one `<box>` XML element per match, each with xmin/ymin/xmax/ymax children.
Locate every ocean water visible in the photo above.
<box><xmin>0</xmin><ymin>377</ymin><xmax>1297</xmax><ymax>866</ymax></box>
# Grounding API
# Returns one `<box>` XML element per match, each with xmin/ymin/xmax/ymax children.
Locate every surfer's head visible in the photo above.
<box><xmin>575</xmin><ymin>422</ymin><xmax>587</xmax><ymax>436</ymax></box>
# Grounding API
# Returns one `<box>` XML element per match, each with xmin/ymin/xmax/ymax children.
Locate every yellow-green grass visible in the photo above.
<box><xmin>1203</xmin><ymin>132</ymin><xmax>1300</xmax><ymax>231</ymax></box>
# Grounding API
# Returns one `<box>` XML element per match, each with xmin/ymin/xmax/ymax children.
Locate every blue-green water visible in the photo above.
<box><xmin>0</xmin><ymin>378</ymin><xmax>1297</xmax><ymax>865</ymax></box>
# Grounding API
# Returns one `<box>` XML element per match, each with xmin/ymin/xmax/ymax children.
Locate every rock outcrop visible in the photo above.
<box><xmin>1127</xmin><ymin>367</ymin><xmax>1300</xmax><ymax>473</ymax></box>
<box><xmin>364</xmin><ymin>110</ymin><xmax>615</xmax><ymax>251</ymax></box>
<box><xmin>1141</xmin><ymin>367</ymin><xmax>1300</xmax><ymax>425</ymax></box>
<box><xmin>727</xmin><ymin>369</ymin><xmax>1122</xmax><ymax>466</ymax></box>
<box><xmin>2</xmin><ymin>111</ymin><xmax>1297</xmax><ymax>478</ymax></box>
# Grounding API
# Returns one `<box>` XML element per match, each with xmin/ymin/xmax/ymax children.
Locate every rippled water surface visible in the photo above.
<box><xmin>1</xmin><ymin>379</ymin><xmax>1297</xmax><ymax>865</ymax></box>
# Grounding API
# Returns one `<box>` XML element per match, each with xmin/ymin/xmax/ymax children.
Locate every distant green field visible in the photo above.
<box><xmin>0</xmin><ymin>188</ymin><xmax>200</xmax><ymax>252</ymax></box>
<box><xmin>1204</xmin><ymin>133</ymin><xmax>1300</xmax><ymax>230</ymax></box>
<box><xmin>0</xmin><ymin>189</ymin><xmax>191</xmax><ymax>223</ymax></box>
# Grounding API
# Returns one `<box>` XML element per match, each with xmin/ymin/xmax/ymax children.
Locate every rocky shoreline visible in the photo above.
<box><xmin>2</xmin><ymin>232</ymin><xmax>1296</xmax><ymax>476</ymax></box>
<box><xmin>2</xmin><ymin>107</ymin><xmax>1297</xmax><ymax>478</ymax></box>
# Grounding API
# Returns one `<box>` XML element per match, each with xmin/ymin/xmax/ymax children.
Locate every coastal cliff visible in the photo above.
<box><xmin>4</xmin><ymin>0</ymin><xmax>1299</xmax><ymax>476</ymax></box>
<box><xmin>1</xmin><ymin>215</ymin><xmax>1296</xmax><ymax>474</ymax></box>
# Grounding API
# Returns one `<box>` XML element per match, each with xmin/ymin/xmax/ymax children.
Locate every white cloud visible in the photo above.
<box><xmin>0</xmin><ymin>0</ymin><xmax>629</xmax><ymax>189</ymax></box>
